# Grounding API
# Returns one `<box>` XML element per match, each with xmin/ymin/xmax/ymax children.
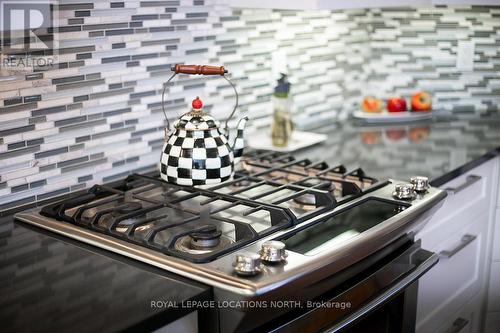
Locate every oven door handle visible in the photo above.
<box><xmin>325</xmin><ymin>251</ymin><xmax>438</xmax><ymax>333</ymax></box>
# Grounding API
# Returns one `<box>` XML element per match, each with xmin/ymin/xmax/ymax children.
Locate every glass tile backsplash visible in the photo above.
<box><xmin>0</xmin><ymin>1</ymin><xmax>499</xmax><ymax>209</ymax></box>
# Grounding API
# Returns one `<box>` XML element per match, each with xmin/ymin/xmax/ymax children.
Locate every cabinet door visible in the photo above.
<box><xmin>416</xmin><ymin>212</ymin><xmax>488</xmax><ymax>333</ymax></box>
<box><xmin>492</xmin><ymin>209</ymin><xmax>500</xmax><ymax>262</ymax></box>
<box><xmin>418</xmin><ymin>158</ymin><xmax>496</xmax><ymax>251</ymax></box>
<box><xmin>498</xmin><ymin>179</ymin><xmax>500</xmax><ymax>207</ymax></box>
<box><xmin>436</xmin><ymin>293</ymin><xmax>482</xmax><ymax>333</ymax></box>
<box><xmin>487</xmin><ymin>262</ymin><xmax>500</xmax><ymax>313</ymax></box>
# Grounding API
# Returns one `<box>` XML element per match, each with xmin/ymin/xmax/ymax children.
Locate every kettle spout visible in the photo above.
<box><xmin>232</xmin><ymin>116</ymin><xmax>248</xmax><ymax>161</ymax></box>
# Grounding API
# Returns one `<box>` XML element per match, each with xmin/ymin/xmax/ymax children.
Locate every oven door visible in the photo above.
<box><xmin>260</xmin><ymin>239</ymin><xmax>438</xmax><ymax>333</ymax></box>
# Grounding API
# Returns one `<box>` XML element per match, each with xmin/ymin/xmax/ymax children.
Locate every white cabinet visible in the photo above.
<box><xmin>486</xmin><ymin>205</ymin><xmax>500</xmax><ymax>332</ymax></box>
<box><xmin>487</xmin><ymin>262</ymin><xmax>500</xmax><ymax>313</ymax></box>
<box><xmin>418</xmin><ymin>158</ymin><xmax>496</xmax><ymax>252</ymax></box>
<box><xmin>498</xmin><ymin>184</ymin><xmax>500</xmax><ymax>207</ymax></box>
<box><xmin>492</xmin><ymin>209</ymin><xmax>500</xmax><ymax>262</ymax></box>
<box><xmin>484</xmin><ymin>160</ymin><xmax>500</xmax><ymax>332</ymax></box>
<box><xmin>417</xmin><ymin>212</ymin><xmax>489</xmax><ymax>333</ymax></box>
<box><xmin>436</xmin><ymin>293</ymin><xmax>482</xmax><ymax>333</ymax></box>
<box><xmin>416</xmin><ymin>157</ymin><xmax>499</xmax><ymax>333</ymax></box>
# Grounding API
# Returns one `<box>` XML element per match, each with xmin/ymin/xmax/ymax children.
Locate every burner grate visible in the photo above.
<box><xmin>238</xmin><ymin>150</ymin><xmax>379</xmax><ymax>205</ymax></box>
<box><xmin>39</xmin><ymin>149</ymin><xmax>382</xmax><ymax>263</ymax></box>
<box><xmin>41</xmin><ymin>173</ymin><xmax>296</xmax><ymax>263</ymax></box>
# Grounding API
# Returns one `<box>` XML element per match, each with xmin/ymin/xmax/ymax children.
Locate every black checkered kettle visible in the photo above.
<box><xmin>159</xmin><ymin>64</ymin><xmax>248</xmax><ymax>186</ymax></box>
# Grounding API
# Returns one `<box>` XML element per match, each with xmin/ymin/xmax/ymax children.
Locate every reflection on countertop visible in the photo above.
<box><xmin>0</xmin><ymin>216</ymin><xmax>210</xmax><ymax>333</ymax></box>
<box><xmin>295</xmin><ymin>116</ymin><xmax>500</xmax><ymax>184</ymax></box>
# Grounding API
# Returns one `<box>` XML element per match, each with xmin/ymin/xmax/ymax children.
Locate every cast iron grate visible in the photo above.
<box><xmin>40</xmin><ymin>150</ymin><xmax>382</xmax><ymax>263</ymax></box>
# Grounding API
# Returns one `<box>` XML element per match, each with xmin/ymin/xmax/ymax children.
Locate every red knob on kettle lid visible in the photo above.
<box><xmin>192</xmin><ymin>97</ymin><xmax>203</xmax><ymax>109</ymax></box>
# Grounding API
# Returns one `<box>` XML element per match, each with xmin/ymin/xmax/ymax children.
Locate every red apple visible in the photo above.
<box><xmin>411</xmin><ymin>91</ymin><xmax>432</xmax><ymax>112</ymax></box>
<box><xmin>362</xmin><ymin>96</ymin><xmax>382</xmax><ymax>113</ymax></box>
<box><xmin>387</xmin><ymin>97</ymin><xmax>407</xmax><ymax>113</ymax></box>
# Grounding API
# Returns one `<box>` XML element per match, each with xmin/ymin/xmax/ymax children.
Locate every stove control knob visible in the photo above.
<box><xmin>233</xmin><ymin>252</ymin><xmax>261</xmax><ymax>276</ymax></box>
<box><xmin>393</xmin><ymin>183</ymin><xmax>415</xmax><ymax>200</ymax></box>
<box><xmin>411</xmin><ymin>176</ymin><xmax>429</xmax><ymax>192</ymax></box>
<box><xmin>260</xmin><ymin>241</ymin><xmax>288</xmax><ymax>264</ymax></box>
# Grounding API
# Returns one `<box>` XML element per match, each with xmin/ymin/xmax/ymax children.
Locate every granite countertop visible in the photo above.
<box><xmin>1</xmin><ymin>116</ymin><xmax>499</xmax><ymax>332</ymax></box>
<box><xmin>297</xmin><ymin>116</ymin><xmax>500</xmax><ymax>186</ymax></box>
<box><xmin>0</xmin><ymin>215</ymin><xmax>211</xmax><ymax>333</ymax></box>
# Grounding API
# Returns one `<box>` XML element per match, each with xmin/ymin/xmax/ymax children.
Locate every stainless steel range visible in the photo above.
<box><xmin>15</xmin><ymin>150</ymin><xmax>447</xmax><ymax>332</ymax></box>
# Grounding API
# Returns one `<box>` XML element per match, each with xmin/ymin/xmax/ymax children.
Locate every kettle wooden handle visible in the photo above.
<box><xmin>171</xmin><ymin>64</ymin><xmax>227</xmax><ymax>75</ymax></box>
<box><xmin>162</xmin><ymin>65</ymin><xmax>238</xmax><ymax>132</ymax></box>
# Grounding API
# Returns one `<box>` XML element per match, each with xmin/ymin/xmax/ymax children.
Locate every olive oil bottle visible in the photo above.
<box><xmin>271</xmin><ymin>74</ymin><xmax>292</xmax><ymax>147</ymax></box>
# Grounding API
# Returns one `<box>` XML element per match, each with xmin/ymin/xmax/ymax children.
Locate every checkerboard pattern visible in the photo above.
<box><xmin>160</xmin><ymin>128</ymin><xmax>234</xmax><ymax>186</ymax></box>
<box><xmin>233</xmin><ymin>127</ymin><xmax>245</xmax><ymax>164</ymax></box>
<box><xmin>173</xmin><ymin>113</ymin><xmax>219</xmax><ymax>131</ymax></box>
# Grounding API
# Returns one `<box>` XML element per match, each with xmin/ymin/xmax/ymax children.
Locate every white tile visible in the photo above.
<box><xmin>205</xmin><ymin>158</ymin><xmax>221</xmax><ymax>169</ymax></box>
<box><xmin>192</xmin><ymin>148</ymin><xmax>206</xmax><ymax>160</ymax></box>
<box><xmin>169</xmin><ymin>145</ymin><xmax>181</xmax><ymax>157</ymax></box>
<box><xmin>181</xmin><ymin>137</ymin><xmax>195</xmax><ymax>148</ymax></box>
<box><xmin>217</xmin><ymin>145</ymin><xmax>229</xmax><ymax>156</ymax></box>
<box><xmin>220</xmin><ymin>165</ymin><xmax>232</xmax><ymax>177</ymax></box>
<box><xmin>178</xmin><ymin>157</ymin><xmax>192</xmax><ymax>169</ymax></box>
<box><xmin>204</xmin><ymin>138</ymin><xmax>217</xmax><ymax>148</ymax></box>
<box><xmin>191</xmin><ymin>169</ymin><xmax>206</xmax><ymax>180</ymax></box>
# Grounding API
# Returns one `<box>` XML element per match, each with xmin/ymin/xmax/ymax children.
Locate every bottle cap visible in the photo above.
<box><xmin>274</xmin><ymin>73</ymin><xmax>291</xmax><ymax>98</ymax></box>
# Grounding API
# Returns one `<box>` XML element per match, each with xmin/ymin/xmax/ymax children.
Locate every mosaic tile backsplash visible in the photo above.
<box><xmin>0</xmin><ymin>1</ymin><xmax>499</xmax><ymax>210</ymax></box>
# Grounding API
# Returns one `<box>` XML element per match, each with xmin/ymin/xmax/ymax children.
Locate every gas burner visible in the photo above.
<box><xmin>112</xmin><ymin>202</ymin><xmax>146</xmax><ymax>232</ymax></box>
<box><xmin>293</xmin><ymin>178</ymin><xmax>336</xmax><ymax>209</ymax></box>
<box><xmin>190</xmin><ymin>224</ymin><xmax>222</xmax><ymax>249</ymax></box>
<box><xmin>115</xmin><ymin>201</ymin><xmax>142</xmax><ymax>214</ymax></box>
<box><xmin>174</xmin><ymin>225</ymin><xmax>234</xmax><ymax>255</ymax></box>
<box><xmin>115</xmin><ymin>218</ymin><xmax>148</xmax><ymax>233</ymax></box>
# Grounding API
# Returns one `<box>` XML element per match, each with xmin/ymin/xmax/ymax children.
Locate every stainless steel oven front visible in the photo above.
<box><xmin>208</xmin><ymin>235</ymin><xmax>437</xmax><ymax>333</ymax></box>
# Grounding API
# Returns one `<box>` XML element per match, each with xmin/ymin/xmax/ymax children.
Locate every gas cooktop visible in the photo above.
<box><xmin>15</xmin><ymin>150</ymin><xmax>446</xmax><ymax>296</ymax></box>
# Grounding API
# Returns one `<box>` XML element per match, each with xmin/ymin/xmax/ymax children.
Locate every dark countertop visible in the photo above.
<box><xmin>297</xmin><ymin>116</ymin><xmax>500</xmax><ymax>186</ymax></box>
<box><xmin>0</xmin><ymin>215</ymin><xmax>211</xmax><ymax>333</ymax></box>
<box><xmin>1</xmin><ymin>116</ymin><xmax>499</xmax><ymax>332</ymax></box>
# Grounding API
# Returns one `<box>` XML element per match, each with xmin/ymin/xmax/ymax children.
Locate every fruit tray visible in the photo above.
<box><xmin>352</xmin><ymin>110</ymin><xmax>433</xmax><ymax>123</ymax></box>
<box><xmin>247</xmin><ymin>130</ymin><xmax>327</xmax><ymax>152</ymax></box>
